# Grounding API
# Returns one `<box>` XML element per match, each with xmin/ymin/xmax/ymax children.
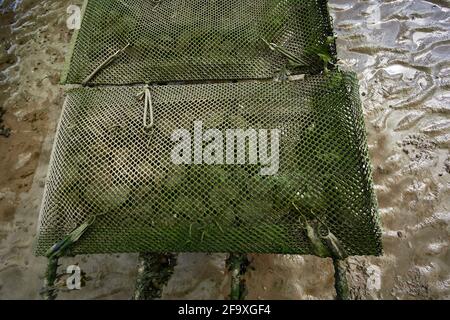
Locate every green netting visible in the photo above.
<box><xmin>36</xmin><ymin>71</ymin><xmax>382</xmax><ymax>256</ymax></box>
<box><xmin>61</xmin><ymin>0</ymin><xmax>336</xmax><ymax>84</ymax></box>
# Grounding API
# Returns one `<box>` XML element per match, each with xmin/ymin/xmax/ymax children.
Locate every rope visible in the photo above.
<box><xmin>138</xmin><ymin>84</ymin><xmax>154</xmax><ymax>131</ymax></box>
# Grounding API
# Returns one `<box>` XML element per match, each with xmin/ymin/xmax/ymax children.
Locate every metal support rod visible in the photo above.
<box><xmin>41</xmin><ymin>256</ymin><xmax>59</xmax><ymax>300</ymax></box>
<box><xmin>227</xmin><ymin>253</ymin><xmax>249</xmax><ymax>300</ymax></box>
<box><xmin>333</xmin><ymin>258</ymin><xmax>350</xmax><ymax>300</ymax></box>
<box><xmin>134</xmin><ymin>253</ymin><xmax>176</xmax><ymax>300</ymax></box>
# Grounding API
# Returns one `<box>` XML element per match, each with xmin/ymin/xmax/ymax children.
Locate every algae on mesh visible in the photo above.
<box><xmin>286</xmin><ymin>72</ymin><xmax>363</xmax><ymax>257</ymax></box>
<box><xmin>70</xmin><ymin>0</ymin><xmax>337</xmax><ymax>82</ymax></box>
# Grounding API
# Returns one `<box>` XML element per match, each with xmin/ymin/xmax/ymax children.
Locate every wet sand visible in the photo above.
<box><xmin>0</xmin><ymin>0</ymin><xmax>449</xmax><ymax>299</ymax></box>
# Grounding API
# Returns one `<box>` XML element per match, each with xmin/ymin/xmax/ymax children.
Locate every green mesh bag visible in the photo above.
<box><xmin>36</xmin><ymin>71</ymin><xmax>381</xmax><ymax>256</ymax></box>
<box><xmin>61</xmin><ymin>0</ymin><xmax>336</xmax><ymax>84</ymax></box>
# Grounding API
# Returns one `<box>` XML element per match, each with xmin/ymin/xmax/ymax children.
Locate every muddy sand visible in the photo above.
<box><xmin>0</xmin><ymin>0</ymin><xmax>449</xmax><ymax>299</ymax></box>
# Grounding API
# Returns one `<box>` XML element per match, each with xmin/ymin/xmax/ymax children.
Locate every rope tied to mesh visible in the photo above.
<box><xmin>137</xmin><ymin>84</ymin><xmax>154</xmax><ymax>131</ymax></box>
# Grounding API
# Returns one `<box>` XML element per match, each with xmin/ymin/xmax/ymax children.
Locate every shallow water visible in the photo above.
<box><xmin>0</xmin><ymin>0</ymin><xmax>448</xmax><ymax>299</ymax></box>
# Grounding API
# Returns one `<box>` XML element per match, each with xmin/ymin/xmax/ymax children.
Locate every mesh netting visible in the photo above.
<box><xmin>36</xmin><ymin>72</ymin><xmax>381</xmax><ymax>256</ymax></box>
<box><xmin>61</xmin><ymin>0</ymin><xmax>336</xmax><ymax>84</ymax></box>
